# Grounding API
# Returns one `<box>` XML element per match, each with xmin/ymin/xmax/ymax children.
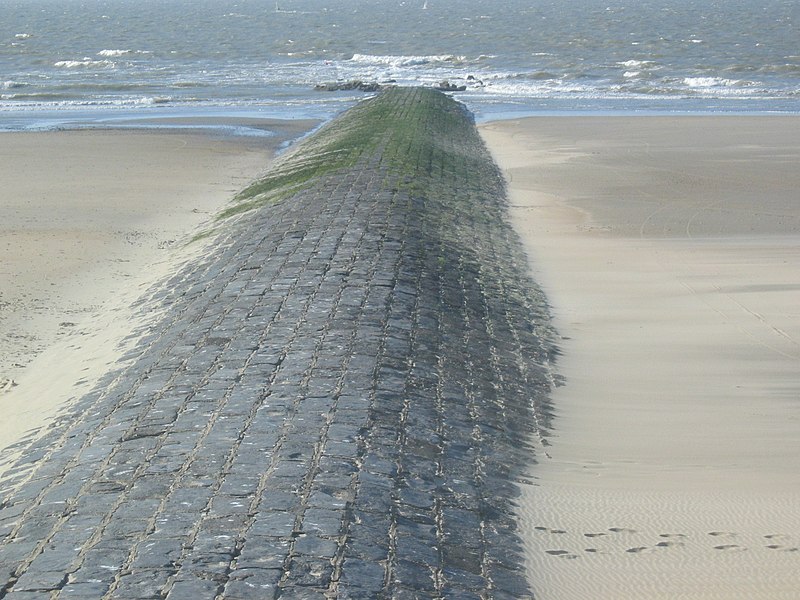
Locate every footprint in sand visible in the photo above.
<box><xmin>708</xmin><ymin>531</ymin><xmax>737</xmax><ymax>539</ymax></box>
<box><xmin>0</xmin><ymin>378</ymin><xmax>18</xmax><ymax>394</ymax></box>
<box><xmin>625</xmin><ymin>538</ymin><xmax>686</xmax><ymax>554</ymax></box>
<box><xmin>546</xmin><ymin>549</ymin><xmax>579</xmax><ymax>559</ymax></box>
<box><xmin>535</xmin><ymin>526</ymin><xmax>567</xmax><ymax>534</ymax></box>
<box><xmin>608</xmin><ymin>527</ymin><xmax>637</xmax><ymax>534</ymax></box>
<box><xmin>584</xmin><ymin>532</ymin><xmax>608</xmax><ymax>538</ymax></box>
<box><xmin>713</xmin><ymin>544</ymin><xmax>747</xmax><ymax>552</ymax></box>
<box><xmin>708</xmin><ymin>532</ymin><xmax>747</xmax><ymax>551</ymax></box>
<box><xmin>766</xmin><ymin>544</ymin><xmax>799</xmax><ymax>552</ymax></box>
<box><xmin>659</xmin><ymin>533</ymin><xmax>688</xmax><ymax>539</ymax></box>
<box><xmin>760</xmin><ymin>534</ymin><xmax>800</xmax><ymax>552</ymax></box>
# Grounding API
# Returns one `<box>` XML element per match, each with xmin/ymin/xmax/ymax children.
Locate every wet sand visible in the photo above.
<box><xmin>481</xmin><ymin>116</ymin><xmax>800</xmax><ymax>599</ymax></box>
<box><xmin>0</xmin><ymin>121</ymin><xmax>315</xmax><ymax>474</ymax></box>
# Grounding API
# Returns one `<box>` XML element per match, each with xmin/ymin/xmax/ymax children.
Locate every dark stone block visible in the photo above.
<box><xmin>165</xmin><ymin>575</ymin><xmax>222</xmax><ymax>599</ymax></box>
<box><xmin>222</xmin><ymin>568</ymin><xmax>281</xmax><ymax>599</ymax></box>
<box><xmin>248</xmin><ymin>511</ymin><xmax>296</xmax><ymax>538</ymax></box>
<box><xmin>292</xmin><ymin>534</ymin><xmax>338</xmax><ymax>559</ymax></box>
<box><xmin>283</xmin><ymin>557</ymin><xmax>333</xmax><ymax>588</ymax></box>
<box><xmin>300</xmin><ymin>508</ymin><xmax>343</xmax><ymax>537</ymax></box>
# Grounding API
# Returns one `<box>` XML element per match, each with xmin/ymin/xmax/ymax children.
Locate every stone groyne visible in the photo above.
<box><xmin>0</xmin><ymin>87</ymin><xmax>555</xmax><ymax>599</ymax></box>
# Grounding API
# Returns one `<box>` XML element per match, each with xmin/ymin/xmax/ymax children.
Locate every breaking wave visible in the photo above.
<box><xmin>54</xmin><ymin>58</ymin><xmax>117</xmax><ymax>69</ymax></box>
<box><xmin>2</xmin><ymin>81</ymin><xmax>28</xmax><ymax>90</ymax></box>
<box><xmin>97</xmin><ymin>49</ymin><xmax>152</xmax><ymax>58</ymax></box>
<box><xmin>683</xmin><ymin>76</ymin><xmax>746</xmax><ymax>88</ymax></box>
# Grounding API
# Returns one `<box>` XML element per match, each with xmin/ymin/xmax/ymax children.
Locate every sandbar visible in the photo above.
<box><xmin>481</xmin><ymin>116</ymin><xmax>800</xmax><ymax>599</ymax></box>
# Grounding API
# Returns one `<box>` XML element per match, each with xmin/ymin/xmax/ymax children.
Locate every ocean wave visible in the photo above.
<box><xmin>476</xmin><ymin>78</ymin><xmax>602</xmax><ymax>98</ymax></box>
<box><xmin>721</xmin><ymin>62</ymin><xmax>800</xmax><ymax>77</ymax></box>
<box><xmin>683</xmin><ymin>76</ymin><xmax>744</xmax><ymax>88</ymax></box>
<box><xmin>0</xmin><ymin>94</ymin><xmax>174</xmax><ymax>108</ymax></box>
<box><xmin>349</xmin><ymin>53</ymin><xmax>468</xmax><ymax>67</ymax></box>
<box><xmin>490</xmin><ymin>71</ymin><xmax>557</xmax><ymax>82</ymax></box>
<box><xmin>618</xmin><ymin>59</ymin><xmax>656</xmax><ymax>68</ymax></box>
<box><xmin>97</xmin><ymin>49</ymin><xmax>152</xmax><ymax>57</ymax></box>
<box><xmin>54</xmin><ymin>58</ymin><xmax>117</xmax><ymax>69</ymax></box>
<box><xmin>137</xmin><ymin>96</ymin><xmax>172</xmax><ymax>105</ymax></box>
<box><xmin>0</xmin><ymin>92</ymin><xmax>81</xmax><ymax>103</ymax></box>
<box><xmin>173</xmin><ymin>80</ymin><xmax>213</xmax><ymax>88</ymax></box>
<box><xmin>2</xmin><ymin>81</ymin><xmax>27</xmax><ymax>90</ymax></box>
<box><xmin>760</xmin><ymin>63</ymin><xmax>800</xmax><ymax>75</ymax></box>
<box><xmin>14</xmin><ymin>33</ymin><xmax>32</xmax><ymax>40</ymax></box>
<box><xmin>97</xmin><ymin>49</ymin><xmax>131</xmax><ymax>57</ymax></box>
<box><xmin>453</xmin><ymin>73</ymin><xmax>788</xmax><ymax>102</ymax></box>
<box><xmin>529</xmin><ymin>71</ymin><xmax>558</xmax><ymax>80</ymax></box>
<box><xmin>615</xmin><ymin>83</ymin><xmax>675</xmax><ymax>96</ymax></box>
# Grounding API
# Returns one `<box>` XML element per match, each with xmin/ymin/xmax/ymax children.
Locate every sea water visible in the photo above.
<box><xmin>1</xmin><ymin>0</ymin><xmax>798</xmax><ymax>130</ymax></box>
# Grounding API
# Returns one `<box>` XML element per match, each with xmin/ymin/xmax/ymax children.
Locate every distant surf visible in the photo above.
<box><xmin>1</xmin><ymin>0</ymin><xmax>797</xmax><ymax>127</ymax></box>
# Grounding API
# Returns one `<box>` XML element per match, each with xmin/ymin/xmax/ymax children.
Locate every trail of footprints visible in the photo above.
<box><xmin>534</xmin><ymin>526</ymin><xmax>800</xmax><ymax>559</ymax></box>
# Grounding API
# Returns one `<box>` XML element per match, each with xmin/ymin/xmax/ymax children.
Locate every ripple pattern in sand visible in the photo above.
<box><xmin>518</xmin><ymin>486</ymin><xmax>800</xmax><ymax>600</ymax></box>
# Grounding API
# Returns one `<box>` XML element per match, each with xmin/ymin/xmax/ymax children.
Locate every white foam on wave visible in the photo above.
<box><xmin>470</xmin><ymin>70</ymin><xmax>767</xmax><ymax>102</ymax></box>
<box><xmin>133</xmin><ymin>96</ymin><xmax>172</xmax><ymax>105</ymax></box>
<box><xmin>55</xmin><ymin>58</ymin><xmax>117</xmax><ymax>69</ymax></box>
<box><xmin>14</xmin><ymin>33</ymin><xmax>32</xmax><ymax>40</ymax></box>
<box><xmin>683</xmin><ymin>76</ymin><xmax>742</xmax><ymax>88</ymax></box>
<box><xmin>97</xmin><ymin>49</ymin><xmax>152</xmax><ymax>57</ymax></box>
<box><xmin>0</xmin><ymin>94</ymin><xmax>175</xmax><ymax>112</ymax></box>
<box><xmin>618</xmin><ymin>59</ymin><xmax>655</xmax><ymax>68</ymax></box>
<box><xmin>97</xmin><ymin>49</ymin><xmax>131</xmax><ymax>57</ymax></box>
<box><xmin>2</xmin><ymin>81</ymin><xmax>27</xmax><ymax>90</ymax></box>
<box><xmin>476</xmin><ymin>77</ymin><xmax>603</xmax><ymax>99</ymax></box>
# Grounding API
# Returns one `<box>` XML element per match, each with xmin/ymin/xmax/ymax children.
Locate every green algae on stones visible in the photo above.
<box><xmin>216</xmin><ymin>87</ymin><xmax>493</xmax><ymax>221</ymax></box>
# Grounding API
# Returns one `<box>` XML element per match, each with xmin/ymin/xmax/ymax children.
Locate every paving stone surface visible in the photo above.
<box><xmin>0</xmin><ymin>87</ymin><xmax>556</xmax><ymax>599</ymax></box>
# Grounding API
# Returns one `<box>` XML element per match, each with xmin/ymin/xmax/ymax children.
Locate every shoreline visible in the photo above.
<box><xmin>480</xmin><ymin>115</ymin><xmax>800</xmax><ymax>599</ymax></box>
<box><xmin>0</xmin><ymin>120</ymin><xmax>317</xmax><ymax>474</ymax></box>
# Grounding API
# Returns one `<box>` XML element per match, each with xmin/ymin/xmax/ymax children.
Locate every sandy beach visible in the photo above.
<box><xmin>481</xmin><ymin>117</ymin><xmax>800</xmax><ymax>599</ymax></box>
<box><xmin>0</xmin><ymin>120</ymin><xmax>315</xmax><ymax>474</ymax></box>
<box><xmin>1</xmin><ymin>108</ymin><xmax>797</xmax><ymax>597</ymax></box>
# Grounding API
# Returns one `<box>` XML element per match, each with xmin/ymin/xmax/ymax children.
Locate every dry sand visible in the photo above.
<box><xmin>0</xmin><ymin>121</ymin><xmax>315</xmax><ymax>475</ymax></box>
<box><xmin>480</xmin><ymin>116</ymin><xmax>800</xmax><ymax>599</ymax></box>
